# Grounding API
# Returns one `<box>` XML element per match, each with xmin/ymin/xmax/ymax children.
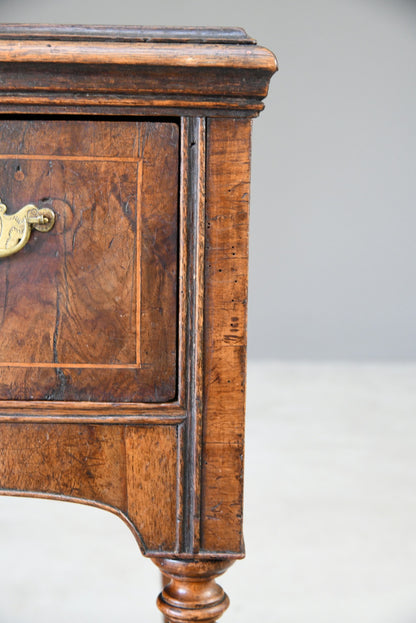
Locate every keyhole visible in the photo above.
<box><xmin>14</xmin><ymin>165</ymin><xmax>24</xmax><ymax>181</ymax></box>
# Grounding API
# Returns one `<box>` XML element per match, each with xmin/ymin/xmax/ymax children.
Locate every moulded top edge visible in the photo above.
<box><xmin>0</xmin><ymin>40</ymin><xmax>278</xmax><ymax>74</ymax></box>
<box><xmin>0</xmin><ymin>24</ymin><xmax>257</xmax><ymax>45</ymax></box>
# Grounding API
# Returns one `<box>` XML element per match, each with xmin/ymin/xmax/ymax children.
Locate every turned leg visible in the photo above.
<box><xmin>152</xmin><ymin>558</ymin><xmax>234</xmax><ymax>623</ymax></box>
<box><xmin>161</xmin><ymin>573</ymin><xmax>170</xmax><ymax>623</ymax></box>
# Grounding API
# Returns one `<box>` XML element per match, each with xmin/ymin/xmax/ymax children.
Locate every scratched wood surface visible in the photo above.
<box><xmin>200</xmin><ymin>118</ymin><xmax>251</xmax><ymax>554</ymax></box>
<box><xmin>0</xmin><ymin>119</ymin><xmax>179</xmax><ymax>402</ymax></box>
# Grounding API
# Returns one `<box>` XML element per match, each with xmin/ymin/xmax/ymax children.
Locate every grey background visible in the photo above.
<box><xmin>1</xmin><ymin>0</ymin><xmax>415</xmax><ymax>360</ymax></box>
<box><xmin>1</xmin><ymin>363</ymin><xmax>416</xmax><ymax>623</ymax></box>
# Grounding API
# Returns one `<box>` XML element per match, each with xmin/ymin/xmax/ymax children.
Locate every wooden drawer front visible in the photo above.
<box><xmin>0</xmin><ymin>119</ymin><xmax>179</xmax><ymax>403</ymax></box>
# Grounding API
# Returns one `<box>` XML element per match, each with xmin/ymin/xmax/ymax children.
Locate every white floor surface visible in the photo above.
<box><xmin>0</xmin><ymin>362</ymin><xmax>415</xmax><ymax>622</ymax></box>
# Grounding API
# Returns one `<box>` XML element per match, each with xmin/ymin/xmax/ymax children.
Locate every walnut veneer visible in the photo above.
<box><xmin>0</xmin><ymin>24</ymin><xmax>276</xmax><ymax>622</ymax></box>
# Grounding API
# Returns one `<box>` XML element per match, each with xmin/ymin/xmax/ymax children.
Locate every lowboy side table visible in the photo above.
<box><xmin>0</xmin><ymin>24</ymin><xmax>276</xmax><ymax>622</ymax></box>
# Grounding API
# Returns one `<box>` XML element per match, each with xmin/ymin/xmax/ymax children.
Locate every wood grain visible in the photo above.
<box><xmin>0</xmin><ymin>423</ymin><xmax>126</xmax><ymax>507</ymax></box>
<box><xmin>0</xmin><ymin>28</ymin><xmax>277</xmax><ymax>117</ymax></box>
<box><xmin>179</xmin><ymin>118</ymin><xmax>206</xmax><ymax>553</ymax></box>
<box><xmin>0</xmin><ymin>41</ymin><xmax>275</xmax><ymax>70</ymax></box>
<box><xmin>153</xmin><ymin>558</ymin><xmax>234</xmax><ymax>623</ymax></box>
<box><xmin>126</xmin><ymin>425</ymin><xmax>179</xmax><ymax>553</ymax></box>
<box><xmin>0</xmin><ymin>119</ymin><xmax>178</xmax><ymax>404</ymax></box>
<box><xmin>0</xmin><ymin>422</ymin><xmax>181</xmax><ymax>554</ymax></box>
<box><xmin>200</xmin><ymin>118</ymin><xmax>251</xmax><ymax>554</ymax></box>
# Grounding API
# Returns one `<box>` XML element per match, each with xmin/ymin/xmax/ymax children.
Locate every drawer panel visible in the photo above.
<box><xmin>0</xmin><ymin>119</ymin><xmax>179</xmax><ymax>403</ymax></box>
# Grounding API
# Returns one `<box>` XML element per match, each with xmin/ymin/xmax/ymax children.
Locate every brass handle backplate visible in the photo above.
<box><xmin>0</xmin><ymin>200</ymin><xmax>55</xmax><ymax>258</ymax></box>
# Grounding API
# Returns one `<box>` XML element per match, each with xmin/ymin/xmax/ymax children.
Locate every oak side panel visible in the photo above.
<box><xmin>125</xmin><ymin>425</ymin><xmax>179</xmax><ymax>553</ymax></box>
<box><xmin>200</xmin><ymin>118</ymin><xmax>251</xmax><ymax>554</ymax></box>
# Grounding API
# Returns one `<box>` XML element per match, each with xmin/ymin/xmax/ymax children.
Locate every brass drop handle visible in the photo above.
<box><xmin>0</xmin><ymin>200</ymin><xmax>55</xmax><ymax>259</ymax></box>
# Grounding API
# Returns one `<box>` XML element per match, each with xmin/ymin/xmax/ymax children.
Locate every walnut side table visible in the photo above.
<box><xmin>0</xmin><ymin>24</ymin><xmax>276</xmax><ymax>622</ymax></box>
